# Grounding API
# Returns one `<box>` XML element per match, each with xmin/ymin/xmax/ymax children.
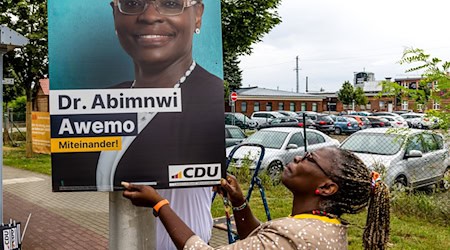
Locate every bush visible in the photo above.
<box><xmin>391</xmin><ymin>191</ymin><xmax>450</xmax><ymax>226</ymax></box>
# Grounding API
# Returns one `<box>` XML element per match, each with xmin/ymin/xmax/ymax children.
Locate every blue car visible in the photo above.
<box><xmin>329</xmin><ymin>115</ymin><xmax>360</xmax><ymax>135</ymax></box>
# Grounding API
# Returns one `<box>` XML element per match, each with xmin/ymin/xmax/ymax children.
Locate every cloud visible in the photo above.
<box><xmin>239</xmin><ymin>0</ymin><xmax>450</xmax><ymax>92</ymax></box>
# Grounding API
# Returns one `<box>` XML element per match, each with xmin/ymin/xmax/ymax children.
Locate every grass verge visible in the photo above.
<box><xmin>3</xmin><ymin>146</ymin><xmax>51</xmax><ymax>175</ymax></box>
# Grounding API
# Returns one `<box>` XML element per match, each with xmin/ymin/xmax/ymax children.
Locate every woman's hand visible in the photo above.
<box><xmin>122</xmin><ymin>182</ymin><xmax>164</xmax><ymax>208</ymax></box>
<box><xmin>219</xmin><ymin>175</ymin><xmax>246</xmax><ymax>207</ymax></box>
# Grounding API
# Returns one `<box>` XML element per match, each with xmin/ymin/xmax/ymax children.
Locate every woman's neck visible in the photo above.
<box><xmin>133</xmin><ymin>56</ymin><xmax>194</xmax><ymax>88</ymax></box>
<box><xmin>291</xmin><ymin>194</ymin><xmax>322</xmax><ymax>216</ymax></box>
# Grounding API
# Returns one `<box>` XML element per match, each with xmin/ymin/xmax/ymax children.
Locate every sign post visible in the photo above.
<box><xmin>0</xmin><ymin>25</ymin><xmax>29</xmax><ymax>222</ymax></box>
<box><xmin>230</xmin><ymin>92</ymin><xmax>238</xmax><ymax>125</ymax></box>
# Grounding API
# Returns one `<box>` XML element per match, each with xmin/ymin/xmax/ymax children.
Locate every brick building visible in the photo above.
<box><xmin>229</xmin><ymin>87</ymin><xmax>326</xmax><ymax>117</ymax></box>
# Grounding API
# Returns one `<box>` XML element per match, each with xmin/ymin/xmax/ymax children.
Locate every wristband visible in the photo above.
<box><xmin>232</xmin><ymin>201</ymin><xmax>248</xmax><ymax>212</ymax></box>
<box><xmin>152</xmin><ymin>199</ymin><xmax>169</xmax><ymax>217</ymax></box>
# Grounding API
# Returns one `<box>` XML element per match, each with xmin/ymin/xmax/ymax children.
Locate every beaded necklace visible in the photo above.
<box><xmin>130</xmin><ymin>60</ymin><xmax>197</xmax><ymax>88</ymax></box>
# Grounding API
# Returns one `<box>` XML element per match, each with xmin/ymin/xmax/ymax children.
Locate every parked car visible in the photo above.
<box><xmin>225</xmin><ymin>112</ymin><xmax>258</xmax><ymax>129</ymax></box>
<box><xmin>340</xmin><ymin>128</ymin><xmax>449</xmax><ymax>190</ymax></box>
<box><xmin>367</xmin><ymin>116</ymin><xmax>389</xmax><ymax>127</ymax></box>
<box><xmin>312</xmin><ymin>115</ymin><xmax>335</xmax><ymax>133</ymax></box>
<box><xmin>225</xmin><ymin>125</ymin><xmax>247</xmax><ymax>147</ymax></box>
<box><xmin>329</xmin><ymin>115</ymin><xmax>360</xmax><ymax>135</ymax></box>
<box><xmin>226</xmin><ymin>127</ymin><xmax>340</xmax><ymax>177</ymax></box>
<box><xmin>349</xmin><ymin>111</ymin><xmax>372</xmax><ymax>116</ymax></box>
<box><xmin>250</xmin><ymin>111</ymin><xmax>285</xmax><ymax>125</ymax></box>
<box><xmin>372</xmin><ymin>112</ymin><xmax>401</xmax><ymax>117</ymax></box>
<box><xmin>344</xmin><ymin>115</ymin><xmax>371</xmax><ymax>129</ymax></box>
<box><xmin>257</xmin><ymin>117</ymin><xmax>315</xmax><ymax>130</ymax></box>
<box><xmin>401</xmin><ymin>113</ymin><xmax>439</xmax><ymax>129</ymax></box>
<box><xmin>276</xmin><ymin>110</ymin><xmax>299</xmax><ymax>117</ymax></box>
<box><xmin>296</xmin><ymin>111</ymin><xmax>320</xmax><ymax>120</ymax></box>
<box><xmin>379</xmin><ymin>116</ymin><xmax>408</xmax><ymax>128</ymax></box>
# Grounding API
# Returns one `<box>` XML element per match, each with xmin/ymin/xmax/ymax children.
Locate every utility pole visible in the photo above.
<box><xmin>295</xmin><ymin>56</ymin><xmax>300</xmax><ymax>93</ymax></box>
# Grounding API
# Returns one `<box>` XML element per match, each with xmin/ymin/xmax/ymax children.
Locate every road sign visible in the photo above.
<box><xmin>230</xmin><ymin>92</ymin><xmax>238</xmax><ymax>102</ymax></box>
<box><xmin>2</xmin><ymin>78</ymin><xmax>14</xmax><ymax>85</ymax></box>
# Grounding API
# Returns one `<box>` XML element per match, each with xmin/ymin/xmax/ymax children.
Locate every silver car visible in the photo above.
<box><xmin>340</xmin><ymin>128</ymin><xmax>449</xmax><ymax>190</ymax></box>
<box><xmin>226</xmin><ymin>127</ymin><xmax>340</xmax><ymax>177</ymax></box>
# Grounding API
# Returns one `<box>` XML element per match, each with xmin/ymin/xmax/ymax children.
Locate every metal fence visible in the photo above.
<box><xmin>226</xmin><ymin>118</ymin><xmax>450</xmax><ymax>193</ymax></box>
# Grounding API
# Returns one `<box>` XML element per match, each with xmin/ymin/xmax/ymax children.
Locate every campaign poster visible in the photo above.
<box><xmin>48</xmin><ymin>0</ymin><xmax>225</xmax><ymax>191</ymax></box>
<box><xmin>31</xmin><ymin>111</ymin><xmax>51</xmax><ymax>154</ymax></box>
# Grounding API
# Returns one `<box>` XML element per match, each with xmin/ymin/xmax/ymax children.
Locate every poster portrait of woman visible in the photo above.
<box><xmin>49</xmin><ymin>0</ymin><xmax>225</xmax><ymax>248</ymax></box>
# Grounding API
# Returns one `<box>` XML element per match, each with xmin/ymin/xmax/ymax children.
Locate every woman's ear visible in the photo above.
<box><xmin>194</xmin><ymin>3</ymin><xmax>204</xmax><ymax>31</ymax></box>
<box><xmin>317</xmin><ymin>181</ymin><xmax>339</xmax><ymax>196</ymax></box>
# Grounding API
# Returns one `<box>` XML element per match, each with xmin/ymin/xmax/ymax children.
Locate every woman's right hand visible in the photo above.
<box><xmin>220</xmin><ymin>175</ymin><xmax>246</xmax><ymax>207</ymax></box>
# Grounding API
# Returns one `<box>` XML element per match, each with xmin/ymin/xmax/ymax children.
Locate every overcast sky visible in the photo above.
<box><xmin>239</xmin><ymin>0</ymin><xmax>450</xmax><ymax>92</ymax></box>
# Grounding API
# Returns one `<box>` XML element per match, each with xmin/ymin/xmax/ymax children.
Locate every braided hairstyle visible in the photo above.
<box><xmin>320</xmin><ymin>147</ymin><xmax>390</xmax><ymax>250</ymax></box>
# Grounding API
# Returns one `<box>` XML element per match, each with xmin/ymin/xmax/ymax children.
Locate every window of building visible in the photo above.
<box><xmin>366</xmin><ymin>102</ymin><xmax>371</xmax><ymax>110</ymax></box>
<box><xmin>417</xmin><ymin>103</ymin><xmax>423</xmax><ymax>112</ymax></box>
<box><xmin>360</xmin><ymin>105</ymin><xmax>365</xmax><ymax>110</ymax></box>
<box><xmin>379</xmin><ymin>101</ymin><xmax>385</xmax><ymax>110</ymax></box>
<box><xmin>401</xmin><ymin>100</ymin><xmax>408</xmax><ymax>110</ymax></box>
<box><xmin>278</xmin><ymin>102</ymin><xmax>284</xmax><ymax>110</ymax></box>
<box><xmin>241</xmin><ymin>102</ymin><xmax>247</xmax><ymax>112</ymax></box>
<box><xmin>266</xmin><ymin>102</ymin><xmax>272</xmax><ymax>111</ymax></box>
<box><xmin>433</xmin><ymin>101</ymin><xmax>440</xmax><ymax>110</ymax></box>
<box><xmin>312</xmin><ymin>103</ymin><xmax>317</xmax><ymax>112</ymax></box>
<box><xmin>290</xmin><ymin>102</ymin><xmax>295</xmax><ymax>112</ymax></box>
<box><xmin>254</xmin><ymin>102</ymin><xmax>260</xmax><ymax>112</ymax></box>
<box><xmin>301</xmin><ymin>103</ymin><xmax>306</xmax><ymax>111</ymax></box>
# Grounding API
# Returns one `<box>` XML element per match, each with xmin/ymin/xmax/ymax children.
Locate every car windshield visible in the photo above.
<box><xmin>234</xmin><ymin>113</ymin><xmax>251</xmax><ymax>121</ymax></box>
<box><xmin>244</xmin><ymin>131</ymin><xmax>289</xmax><ymax>149</ymax></box>
<box><xmin>341</xmin><ymin>133</ymin><xmax>405</xmax><ymax>155</ymax></box>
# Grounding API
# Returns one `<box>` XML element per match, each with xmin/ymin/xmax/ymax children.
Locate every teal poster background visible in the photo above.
<box><xmin>48</xmin><ymin>0</ymin><xmax>223</xmax><ymax>90</ymax></box>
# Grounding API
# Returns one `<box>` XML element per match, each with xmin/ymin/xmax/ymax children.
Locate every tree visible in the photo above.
<box><xmin>221</xmin><ymin>0</ymin><xmax>282</xmax><ymax>89</ymax></box>
<box><xmin>385</xmin><ymin>47</ymin><xmax>450</xmax><ymax>129</ymax></box>
<box><xmin>354</xmin><ymin>87</ymin><xmax>368</xmax><ymax>106</ymax></box>
<box><xmin>337</xmin><ymin>81</ymin><xmax>355</xmax><ymax>106</ymax></box>
<box><xmin>1</xmin><ymin>0</ymin><xmax>48</xmax><ymax>156</ymax></box>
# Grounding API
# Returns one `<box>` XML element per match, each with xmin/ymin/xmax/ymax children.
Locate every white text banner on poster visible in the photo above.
<box><xmin>50</xmin><ymin>89</ymin><xmax>182</xmax><ymax>115</ymax></box>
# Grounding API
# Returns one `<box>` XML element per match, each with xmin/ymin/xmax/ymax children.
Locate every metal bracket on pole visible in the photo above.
<box><xmin>0</xmin><ymin>25</ymin><xmax>29</xmax><ymax>223</ymax></box>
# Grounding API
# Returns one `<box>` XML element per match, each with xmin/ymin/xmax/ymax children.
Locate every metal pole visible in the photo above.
<box><xmin>109</xmin><ymin>192</ymin><xmax>155</xmax><ymax>250</ymax></box>
<box><xmin>302</xmin><ymin>113</ymin><xmax>307</xmax><ymax>152</ymax></box>
<box><xmin>0</xmin><ymin>50</ymin><xmax>5</xmax><ymax>222</ymax></box>
<box><xmin>295</xmin><ymin>56</ymin><xmax>299</xmax><ymax>93</ymax></box>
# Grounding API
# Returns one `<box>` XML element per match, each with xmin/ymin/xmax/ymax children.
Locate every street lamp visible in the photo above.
<box><xmin>0</xmin><ymin>25</ymin><xmax>29</xmax><ymax>222</ymax></box>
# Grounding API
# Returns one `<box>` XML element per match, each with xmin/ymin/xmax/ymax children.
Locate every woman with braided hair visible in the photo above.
<box><xmin>122</xmin><ymin>146</ymin><xmax>390</xmax><ymax>249</ymax></box>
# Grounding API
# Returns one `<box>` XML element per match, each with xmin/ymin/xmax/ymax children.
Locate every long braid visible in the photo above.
<box><xmin>320</xmin><ymin>147</ymin><xmax>390</xmax><ymax>250</ymax></box>
<box><xmin>363</xmin><ymin>179</ymin><xmax>390</xmax><ymax>249</ymax></box>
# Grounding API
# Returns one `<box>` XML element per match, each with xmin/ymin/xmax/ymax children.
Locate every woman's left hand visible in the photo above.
<box><xmin>122</xmin><ymin>182</ymin><xmax>164</xmax><ymax>208</ymax></box>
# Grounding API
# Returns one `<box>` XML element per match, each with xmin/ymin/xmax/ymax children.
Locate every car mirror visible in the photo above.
<box><xmin>406</xmin><ymin>150</ymin><xmax>423</xmax><ymax>158</ymax></box>
<box><xmin>286</xmin><ymin>144</ymin><xmax>299</xmax><ymax>150</ymax></box>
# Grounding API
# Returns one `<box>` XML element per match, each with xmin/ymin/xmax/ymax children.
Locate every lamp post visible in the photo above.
<box><xmin>0</xmin><ymin>25</ymin><xmax>29</xmax><ymax>222</ymax></box>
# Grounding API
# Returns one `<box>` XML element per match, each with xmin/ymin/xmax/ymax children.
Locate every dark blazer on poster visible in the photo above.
<box><xmin>52</xmin><ymin>65</ymin><xmax>226</xmax><ymax>191</ymax></box>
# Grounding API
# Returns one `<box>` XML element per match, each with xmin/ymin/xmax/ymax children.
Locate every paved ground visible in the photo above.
<box><xmin>3</xmin><ymin>166</ymin><xmax>228</xmax><ymax>249</ymax></box>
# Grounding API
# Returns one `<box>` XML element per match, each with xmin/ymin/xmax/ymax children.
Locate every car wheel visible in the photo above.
<box><xmin>266</xmin><ymin>161</ymin><xmax>283</xmax><ymax>180</ymax></box>
<box><xmin>334</xmin><ymin>127</ymin><xmax>341</xmax><ymax>135</ymax></box>
<box><xmin>439</xmin><ymin>168</ymin><xmax>450</xmax><ymax>192</ymax></box>
<box><xmin>392</xmin><ymin>176</ymin><xmax>408</xmax><ymax>193</ymax></box>
<box><xmin>418</xmin><ymin>123</ymin><xmax>423</xmax><ymax>129</ymax></box>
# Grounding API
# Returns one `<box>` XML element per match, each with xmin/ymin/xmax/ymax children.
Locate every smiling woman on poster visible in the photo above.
<box><xmin>96</xmin><ymin>0</ymin><xmax>224</xmax><ymax>249</ymax></box>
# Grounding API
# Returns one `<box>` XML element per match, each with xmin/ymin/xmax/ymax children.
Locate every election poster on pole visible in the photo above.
<box><xmin>48</xmin><ymin>0</ymin><xmax>225</xmax><ymax>191</ymax></box>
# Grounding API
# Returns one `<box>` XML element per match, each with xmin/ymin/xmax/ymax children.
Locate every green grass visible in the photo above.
<box><xmin>212</xmin><ymin>177</ymin><xmax>450</xmax><ymax>250</ymax></box>
<box><xmin>4</xmin><ymin>147</ymin><xmax>450</xmax><ymax>249</ymax></box>
<box><xmin>3</xmin><ymin>146</ymin><xmax>51</xmax><ymax>175</ymax></box>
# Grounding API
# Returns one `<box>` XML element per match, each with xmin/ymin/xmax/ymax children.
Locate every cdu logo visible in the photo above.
<box><xmin>171</xmin><ymin>171</ymin><xmax>183</xmax><ymax>179</ymax></box>
<box><xmin>169</xmin><ymin>164</ymin><xmax>221</xmax><ymax>183</ymax></box>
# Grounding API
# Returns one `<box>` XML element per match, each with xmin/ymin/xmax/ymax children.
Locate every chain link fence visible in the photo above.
<box><xmin>225</xmin><ymin>113</ymin><xmax>450</xmax><ymax>224</ymax></box>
